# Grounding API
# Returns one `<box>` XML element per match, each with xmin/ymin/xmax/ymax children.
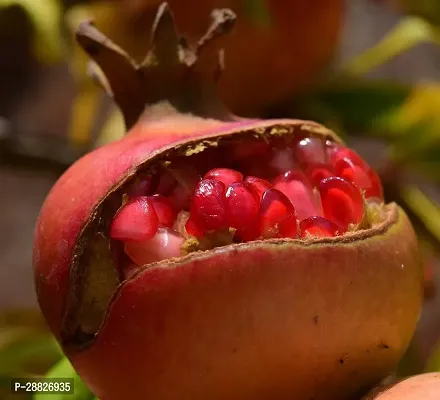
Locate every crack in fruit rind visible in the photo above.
<box><xmin>109</xmin><ymin>133</ymin><xmax>384</xmax><ymax>277</ymax></box>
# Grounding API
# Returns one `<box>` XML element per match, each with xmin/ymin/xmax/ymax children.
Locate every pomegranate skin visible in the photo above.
<box><xmin>32</xmin><ymin>118</ymin><xmax>330</xmax><ymax>337</ymax></box>
<box><xmin>364</xmin><ymin>373</ymin><xmax>440</xmax><ymax>400</ymax></box>
<box><xmin>67</xmin><ymin>205</ymin><xmax>421</xmax><ymax>400</ymax></box>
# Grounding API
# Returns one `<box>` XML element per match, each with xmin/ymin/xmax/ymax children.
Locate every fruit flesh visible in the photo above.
<box><xmin>109</xmin><ymin>133</ymin><xmax>384</xmax><ymax>277</ymax></box>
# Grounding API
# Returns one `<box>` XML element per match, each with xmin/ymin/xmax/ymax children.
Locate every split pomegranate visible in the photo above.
<box><xmin>109</xmin><ymin>136</ymin><xmax>385</xmax><ymax>273</ymax></box>
<box><xmin>33</xmin><ymin>4</ymin><xmax>423</xmax><ymax>400</ymax></box>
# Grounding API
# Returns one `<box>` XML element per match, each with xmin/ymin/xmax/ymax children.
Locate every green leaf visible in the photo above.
<box><xmin>341</xmin><ymin>16</ymin><xmax>440</xmax><ymax>76</ymax></box>
<box><xmin>34</xmin><ymin>357</ymin><xmax>94</xmax><ymax>400</ymax></box>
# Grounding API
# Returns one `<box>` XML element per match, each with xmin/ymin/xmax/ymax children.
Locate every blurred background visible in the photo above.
<box><xmin>1</xmin><ymin>0</ymin><xmax>440</xmax><ymax>398</ymax></box>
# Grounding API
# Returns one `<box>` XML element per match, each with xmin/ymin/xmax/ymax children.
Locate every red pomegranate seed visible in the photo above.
<box><xmin>294</xmin><ymin>136</ymin><xmax>327</xmax><ymax>166</ymax></box>
<box><xmin>269</xmin><ymin>147</ymin><xmax>294</xmax><ymax>173</ymax></box>
<box><xmin>319</xmin><ymin>177</ymin><xmax>364</xmax><ymax>231</ymax></box>
<box><xmin>110</xmin><ymin>196</ymin><xmax>159</xmax><ymax>241</ymax></box>
<box><xmin>278</xmin><ymin>213</ymin><xmax>298</xmax><ymax>238</ymax></box>
<box><xmin>185</xmin><ymin>216</ymin><xmax>205</xmax><ymax>238</ymax></box>
<box><xmin>204</xmin><ymin>168</ymin><xmax>243</xmax><ymax>187</ymax></box>
<box><xmin>244</xmin><ymin>176</ymin><xmax>272</xmax><ymax>198</ymax></box>
<box><xmin>335</xmin><ymin>158</ymin><xmax>384</xmax><ymax>200</ymax></box>
<box><xmin>300</xmin><ymin>216</ymin><xmax>340</xmax><ymax>238</ymax></box>
<box><xmin>273</xmin><ymin>170</ymin><xmax>322</xmax><ymax>220</ymax></box>
<box><xmin>329</xmin><ymin>147</ymin><xmax>366</xmax><ymax>168</ymax></box>
<box><xmin>325</xmin><ymin>140</ymin><xmax>344</xmax><ymax>160</ymax></box>
<box><xmin>305</xmin><ymin>164</ymin><xmax>334</xmax><ymax>187</ymax></box>
<box><xmin>259</xmin><ymin>188</ymin><xmax>296</xmax><ymax>238</ymax></box>
<box><xmin>367</xmin><ymin>169</ymin><xmax>384</xmax><ymax>199</ymax></box>
<box><xmin>125</xmin><ymin>228</ymin><xmax>184</xmax><ymax>266</ymax></box>
<box><xmin>190</xmin><ymin>179</ymin><xmax>227</xmax><ymax>231</ymax></box>
<box><xmin>150</xmin><ymin>195</ymin><xmax>176</xmax><ymax>227</ymax></box>
<box><xmin>225</xmin><ymin>182</ymin><xmax>260</xmax><ymax>241</ymax></box>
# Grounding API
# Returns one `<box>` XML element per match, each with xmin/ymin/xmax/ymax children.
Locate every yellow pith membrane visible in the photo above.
<box><xmin>109</xmin><ymin>132</ymin><xmax>386</xmax><ymax>279</ymax></box>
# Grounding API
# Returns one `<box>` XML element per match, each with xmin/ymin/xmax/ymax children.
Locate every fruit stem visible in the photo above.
<box><xmin>75</xmin><ymin>2</ymin><xmax>237</xmax><ymax>130</ymax></box>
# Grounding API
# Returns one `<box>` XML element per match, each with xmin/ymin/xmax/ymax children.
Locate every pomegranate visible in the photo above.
<box><xmin>34</xmin><ymin>4</ymin><xmax>423</xmax><ymax>400</ymax></box>
<box><xmin>363</xmin><ymin>373</ymin><xmax>440</xmax><ymax>399</ymax></box>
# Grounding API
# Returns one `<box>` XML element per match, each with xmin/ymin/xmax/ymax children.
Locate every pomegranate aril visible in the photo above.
<box><xmin>110</xmin><ymin>196</ymin><xmax>159</xmax><ymax>241</ymax></box>
<box><xmin>244</xmin><ymin>176</ymin><xmax>272</xmax><ymax>198</ymax></box>
<box><xmin>125</xmin><ymin>228</ymin><xmax>184</xmax><ymax>266</ymax></box>
<box><xmin>190</xmin><ymin>179</ymin><xmax>228</xmax><ymax>231</ymax></box>
<box><xmin>269</xmin><ymin>147</ymin><xmax>294</xmax><ymax>173</ymax></box>
<box><xmin>367</xmin><ymin>169</ymin><xmax>384</xmax><ymax>199</ymax></box>
<box><xmin>325</xmin><ymin>140</ymin><xmax>344</xmax><ymax>160</ymax></box>
<box><xmin>294</xmin><ymin>136</ymin><xmax>328</xmax><ymax>166</ymax></box>
<box><xmin>273</xmin><ymin>170</ymin><xmax>322</xmax><ymax>220</ymax></box>
<box><xmin>185</xmin><ymin>216</ymin><xmax>204</xmax><ymax>238</ymax></box>
<box><xmin>225</xmin><ymin>182</ymin><xmax>260</xmax><ymax>241</ymax></box>
<box><xmin>319</xmin><ymin>177</ymin><xmax>364</xmax><ymax>231</ymax></box>
<box><xmin>335</xmin><ymin>158</ymin><xmax>384</xmax><ymax>200</ymax></box>
<box><xmin>150</xmin><ymin>195</ymin><xmax>176</xmax><ymax>227</ymax></box>
<box><xmin>278</xmin><ymin>213</ymin><xmax>298</xmax><ymax>238</ymax></box>
<box><xmin>300</xmin><ymin>216</ymin><xmax>340</xmax><ymax>238</ymax></box>
<box><xmin>305</xmin><ymin>164</ymin><xmax>334</xmax><ymax>187</ymax></box>
<box><xmin>204</xmin><ymin>168</ymin><xmax>243</xmax><ymax>187</ymax></box>
<box><xmin>329</xmin><ymin>147</ymin><xmax>366</xmax><ymax>168</ymax></box>
<box><xmin>259</xmin><ymin>188</ymin><xmax>296</xmax><ymax>238</ymax></box>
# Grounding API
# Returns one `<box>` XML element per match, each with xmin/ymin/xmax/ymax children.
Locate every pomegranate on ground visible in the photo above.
<box><xmin>33</xmin><ymin>4</ymin><xmax>422</xmax><ymax>400</ymax></box>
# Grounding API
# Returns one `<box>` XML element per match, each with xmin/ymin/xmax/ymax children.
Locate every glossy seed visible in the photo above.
<box><xmin>150</xmin><ymin>195</ymin><xmax>176</xmax><ymax>227</ymax></box>
<box><xmin>190</xmin><ymin>179</ymin><xmax>227</xmax><ymax>231</ymax></box>
<box><xmin>125</xmin><ymin>228</ymin><xmax>184</xmax><ymax>266</ymax></box>
<box><xmin>319</xmin><ymin>177</ymin><xmax>364</xmax><ymax>231</ymax></box>
<box><xmin>294</xmin><ymin>136</ymin><xmax>328</xmax><ymax>166</ymax></box>
<box><xmin>204</xmin><ymin>168</ymin><xmax>244</xmax><ymax>187</ymax></box>
<box><xmin>225</xmin><ymin>182</ymin><xmax>260</xmax><ymax>240</ymax></box>
<box><xmin>305</xmin><ymin>164</ymin><xmax>334</xmax><ymax>187</ymax></box>
<box><xmin>300</xmin><ymin>216</ymin><xmax>341</xmax><ymax>238</ymax></box>
<box><xmin>259</xmin><ymin>188</ymin><xmax>297</xmax><ymax>238</ymax></box>
<box><xmin>335</xmin><ymin>158</ymin><xmax>383</xmax><ymax>200</ymax></box>
<box><xmin>244</xmin><ymin>176</ymin><xmax>272</xmax><ymax>198</ymax></box>
<box><xmin>273</xmin><ymin>170</ymin><xmax>322</xmax><ymax>220</ymax></box>
<box><xmin>110</xmin><ymin>196</ymin><xmax>159</xmax><ymax>241</ymax></box>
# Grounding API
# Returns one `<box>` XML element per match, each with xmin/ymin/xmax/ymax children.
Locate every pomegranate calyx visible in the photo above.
<box><xmin>76</xmin><ymin>2</ymin><xmax>237</xmax><ymax>130</ymax></box>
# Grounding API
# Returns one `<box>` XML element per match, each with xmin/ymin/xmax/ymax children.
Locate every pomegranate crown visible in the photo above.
<box><xmin>76</xmin><ymin>2</ymin><xmax>237</xmax><ymax>129</ymax></box>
